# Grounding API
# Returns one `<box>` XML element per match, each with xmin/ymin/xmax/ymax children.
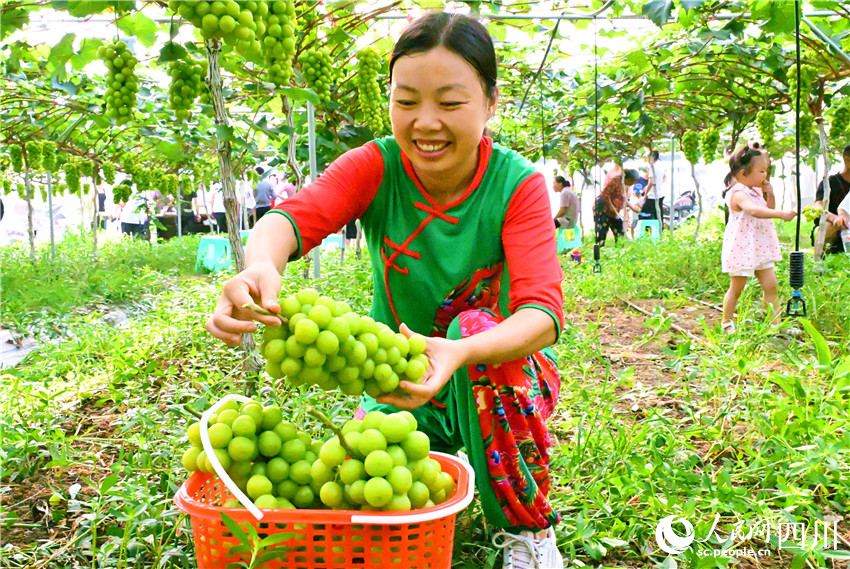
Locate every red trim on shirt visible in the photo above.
<box><xmin>502</xmin><ymin>172</ymin><xmax>565</xmax><ymax>330</ymax></box>
<box><xmin>274</xmin><ymin>142</ymin><xmax>384</xmax><ymax>255</ymax></box>
<box><xmin>401</xmin><ymin>137</ymin><xmax>494</xmax><ymax>210</ymax></box>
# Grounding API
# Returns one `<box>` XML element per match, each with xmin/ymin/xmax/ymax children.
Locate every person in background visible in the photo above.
<box><xmin>594</xmin><ymin>169</ymin><xmax>638</xmax><ymax>246</ymax></box>
<box><xmin>118</xmin><ymin>191</ymin><xmax>148</xmax><ymax>239</ymax></box>
<box><xmin>812</xmin><ymin>144</ymin><xmax>850</xmax><ymax>255</ymax></box>
<box><xmin>721</xmin><ymin>146</ymin><xmax>797</xmax><ymax>333</ymax></box>
<box><xmin>253</xmin><ymin>167</ymin><xmax>275</xmax><ymax>227</ymax></box>
<box><xmin>209</xmin><ymin>183</ymin><xmax>228</xmax><ymax>234</ymax></box>
<box><xmin>205</xmin><ymin>12</ymin><xmax>565</xmax><ymax>569</ymax></box>
<box><xmin>552</xmin><ymin>175</ymin><xmax>579</xmax><ymax>231</ymax></box>
<box><xmin>627</xmin><ymin>180</ymin><xmax>646</xmax><ymax>238</ymax></box>
<box><xmin>638</xmin><ymin>150</ymin><xmax>662</xmax><ymax>222</ymax></box>
<box><xmin>273</xmin><ymin>181</ymin><xmax>296</xmax><ymax>207</ymax></box>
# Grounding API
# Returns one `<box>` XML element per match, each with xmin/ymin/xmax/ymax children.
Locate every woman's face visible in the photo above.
<box><xmin>390</xmin><ymin>46</ymin><xmax>496</xmax><ymax>191</ymax></box>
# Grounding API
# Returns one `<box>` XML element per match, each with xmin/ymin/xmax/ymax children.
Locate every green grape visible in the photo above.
<box><xmin>755</xmin><ymin>110</ymin><xmax>775</xmax><ymax>149</ymax></box>
<box><xmin>788</xmin><ymin>64</ymin><xmax>817</xmax><ymax>105</ymax></box>
<box><xmin>681</xmin><ymin>131</ymin><xmax>701</xmax><ymax>164</ymax></box>
<box><xmin>97</xmin><ymin>41</ymin><xmax>139</xmax><ymax>126</ymax></box>
<box><xmin>798</xmin><ymin>113</ymin><xmax>814</xmax><ymax>148</ymax></box>
<box><xmin>355</xmin><ymin>46</ymin><xmax>385</xmax><ymax>134</ymax></box>
<box><xmin>9</xmin><ymin>145</ymin><xmax>23</xmax><ymax>173</ymax></box>
<box><xmin>168</xmin><ymin>0</ymin><xmax>262</xmax><ymax>60</ymax></box>
<box><xmin>168</xmin><ymin>53</ymin><xmax>206</xmax><ymax>122</ymax></box>
<box><xmin>258</xmin><ymin>1</ymin><xmax>297</xmax><ymax>86</ymax></box>
<box><xmin>102</xmin><ymin>162</ymin><xmax>115</xmax><ymax>184</ymax></box>
<box><xmin>80</xmin><ymin>159</ymin><xmax>94</xmax><ymax>178</ymax></box>
<box><xmin>24</xmin><ymin>141</ymin><xmax>42</xmax><ymax>171</ymax></box>
<box><xmin>63</xmin><ymin>160</ymin><xmax>81</xmax><ymax>195</ymax></box>
<box><xmin>41</xmin><ymin>141</ymin><xmax>57</xmax><ymax>172</ymax></box>
<box><xmin>568</xmin><ymin>160</ymin><xmax>581</xmax><ymax>177</ymax></box>
<box><xmin>298</xmin><ymin>47</ymin><xmax>337</xmax><ymax>105</ymax></box>
<box><xmin>829</xmin><ymin>103</ymin><xmax>849</xmax><ymax>140</ymax></box>
<box><xmin>700</xmin><ymin>128</ymin><xmax>719</xmax><ymax>164</ymax></box>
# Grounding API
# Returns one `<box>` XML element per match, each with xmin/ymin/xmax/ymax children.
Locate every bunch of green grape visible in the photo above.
<box><xmin>168</xmin><ymin>56</ymin><xmax>206</xmax><ymax>122</ymax></box>
<box><xmin>298</xmin><ymin>48</ymin><xmax>337</xmax><ymax>105</ymax></box>
<box><xmin>798</xmin><ymin>113</ymin><xmax>814</xmax><ymax>148</ymax></box>
<box><xmin>2</xmin><ymin>179</ymin><xmax>11</xmax><ymax>194</ymax></box>
<box><xmin>41</xmin><ymin>142</ymin><xmax>57</xmax><ymax>173</ymax></box>
<box><xmin>163</xmin><ymin>173</ymin><xmax>179</xmax><ymax>196</ymax></box>
<box><xmin>260</xmin><ymin>288</ymin><xmax>429</xmax><ymax>398</ymax></box>
<box><xmin>681</xmin><ymin>130</ymin><xmax>701</xmax><ymax>164</ymax></box>
<box><xmin>788</xmin><ymin>64</ymin><xmax>817</xmax><ymax>104</ymax></box>
<box><xmin>829</xmin><ymin>103</ymin><xmax>849</xmax><ymax>139</ymax></box>
<box><xmin>97</xmin><ymin>41</ymin><xmax>139</xmax><ymax>126</ymax></box>
<box><xmin>755</xmin><ymin>110</ymin><xmax>775</xmax><ymax>149</ymax></box>
<box><xmin>63</xmin><ymin>160</ymin><xmax>81</xmax><ymax>195</ymax></box>
<box><xmin>112</xmin><ymin>180</ymin><xmax>133</xmax><ymax>204</ymax></box>
<box><xmin>24</xmin><ymin>141</ymin><xmax>42</xmax><ymax>170</ymax></box>
<box><xmin>568</xmin><ymin>160</ymin><xmax>581</xmax><ymax>177</ymax></box>
<box><xmin>134</xmin><ymin>168</ymin><xmax>150</xmax><ymax>191</ymax></box>
<box><xmin>9</xmin><ymin>145</ymin><xmax>23</xmax><ymax>173</ymax></box>
<box><xmin>802</xmin><ymin>205</ymin><xmax>823</xmax><ymax>222</ymax></box>
<box><xmin>258</xmin><ymin>0</ymin><xmax>297</xmax><ymax>85</ymax></box>
<box><xmin>80</xmin><ymin>159</ymin><xmax>94</xmax><ymax>179</ymax></box>
<box><xmin>168</xmin><ymin>0</ymin><xmax>264</xmax><ymax>59</ymax></box>
<box><xmin>101</xmin><ymin>162</ymin><xmax>116</xmax><ymax>185</ymax></box>
<box><xmin>700</xmin><ymin>127</ymin><xmax>720</xmax><ymax>164</ymax></box>
<box><xmin>182</xmin><ymin>398</ymin><xmax>456</xmax><ymax>512</ymax></box>
<box><xmin>355</xmin><ymin>47</ymin><xmax>384</xmax><ymax>133</ymax></box>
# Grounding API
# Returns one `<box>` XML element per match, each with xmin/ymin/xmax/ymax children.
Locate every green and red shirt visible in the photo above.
<box><xmin>271</xmin><ymin>136</ymin><xmax>563</xmax><ymax>337</ymax></box>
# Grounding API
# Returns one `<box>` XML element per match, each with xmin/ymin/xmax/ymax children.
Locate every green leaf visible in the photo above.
<box><xmin>823</xmin><ymin>551</ymin><xmax>850</xmax><ymax>560</ymax></box>
<box><xmin>99</xmin><ymin>473</ymin><xmax>118</xmax><ymax>495</ymax></box>
<box><xmin>56</xmin><ymin>0</ymin><xmax>111</xmax><ymax>17</ymax></box>
<box><xmin>798</xmin><ymin>318</ymin><xmax>832</xmax><ymax>367</ymax></box>
<box><xmin>51</xmin><ymin>75</ymin><xmax>78</xmax><ymax>96</ymax></box>
<box><xmin>257</xmin><ymin>532</ymin><xmax>297</xmax><ymax>549</ymax></box>
<box><xmin>278</xmin><ymin>87</ymin><xmax>320</xmax><ymax>106</ymax></box>
<box><xmin>220</xmin><ymin>513</ymin><xmax>250</xmax><ymax>547</ymax></box>
<box><xmin>680</xmin><ymin>0</ymin><xmax>707</xmax><ymax>10</ymax></box>
<box><xmin>157</xmin><ymin>42</ymin><xmax>187</xmax><ymax>64</ymax></box>
<box><xmin>214</xmin><ymin>125</ymin><xmax>237</xmax><ymax>143</ymax></box>
<box><xmin>254</xmin><ymin>548</ymin><xmax>292</xmax><ymax>565</ymax></box>
<box><xmin>642</xmin><ymin>0</ymin><xmax>674</xmax><ymax>27</ymax></box>
<box><xmin>155</xmin><ymin>140</ymin><xmax>186</xmax><ymax>161</ymax></box>
<box><xmin>116</xmin><ymin>11</ymin><xmax>159</xmax><ymax>48</ymax></box>
<box><xmin>69</xmin><ymin>38</ymin><xmax>103</xmax><ymax>71</ymax></box>
<box><xmin>0</xmin><ymin>8</ymin><xmax>30</xmax><ymax>40</ymax></box>
<box><xmin>47</xmin><ymin>34</ymin><xmax>76</xmax><ymax>80</ymax></box>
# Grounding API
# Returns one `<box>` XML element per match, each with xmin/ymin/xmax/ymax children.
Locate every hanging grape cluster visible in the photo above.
<box><xmin>788</xmin><ymin>64</ymin><xmax>817</xmax><ymax>105</ymax></box>
<box><xmin>298</xmin><ymin>47</ymin><xmax>337</xmax><ymax>104</ymax></box>
<box><xmin>101</xmin><ymin>162</ymin><xmax>116</xmax><ymax>184</ymax></box>
<box><xmin>42</xmin><ymin>142</ymin><xmax>57</xmax><ymax>173</ymax></box>
<box><xmin>829</xmin><ymin>103</ymin><xmax>849</xmax><ymax>140</ymax></box>
<box><xmin>98</xmin><ymin>41</ymin><xmax>139</xmax><ymax>126</ymax></box>
<box><xmin>24</xmin><ymin>141</ymin><xmax>42</xmax><ymax>171</ymax></box>
<box><xmin>798</xmin><ymin>113</ymin><xmax>814</xmax><ymax>148</ymax></box>
<box><xmin>258</xmin><ymin>0</ymin><xmax>297</xmax><ymax>85</ymax></box>
<box><xmin>700</xmin><ymin>128</ymin><xmax>720</xmax><ymax>164</ymax></box>
<box><xmin>113</xmin><ymin>180</ymin><xmax>133</xmax><ymax>204</ymax></box>
<box><xmin>355</xmin><ymin>47</ymin><xmax>384</xmax><ymax>134</ymax></box>
<box><xmin>755</xmin><ymin>110</ymin><xmax>775</xmax><ymax>149</ymax></box>
<box><xmin>168</xmin><ymin>56</ymin><xmax>206</xmax><ymax>122</ymax></box>
<box><xmin>63</xmin><ymin>160</ymin><xmax>81</xmax><ymax>195</ymax></box>
<box><xmin>681</xmin><ymin>131</ymin><xmax>701</xmax><ymax>164</ymax></box>
<box><xmin>9</xmin><ymin>145</ymin><xmax>23</xmax><ymax>173</ymax></box>
<box><xmin>169</xmin><ymin>0</ymin><xmax>264</xmax><ymax>59</ymax></box>
<box><xmin>568</xmin><ymin>160</ymin><xmax>581</xmax><ymax>177</ymax></box>
<box><xmin>163</xmin><ymin>173</ymin><xmax>179</xmax><ymax>196</ymax></box>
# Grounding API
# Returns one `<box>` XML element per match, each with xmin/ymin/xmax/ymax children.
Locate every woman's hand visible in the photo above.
<box><xmin>376</xmin><ymin>324</ymin><xmax>467</xmax><ymax>410</ymax></box>
<box><xmin>205</xmin><ymin>261</ymin><xmax>285</xmax><ymax>346</ymax></box>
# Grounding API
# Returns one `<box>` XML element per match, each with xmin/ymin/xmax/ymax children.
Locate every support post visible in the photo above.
<box><xmin>307</xmin><ymin>100</ymin><xmax>320</xmax><ymax>280</ymax></box>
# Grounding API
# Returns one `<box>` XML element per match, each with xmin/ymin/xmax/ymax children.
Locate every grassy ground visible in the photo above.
<box><xmin>1</xmin><ymin>223</ymin><xmax>848</xmax><ymax>568</ymax></box>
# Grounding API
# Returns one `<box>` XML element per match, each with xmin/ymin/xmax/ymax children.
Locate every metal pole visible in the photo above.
<box><xmin>307</xmin><ymin>100</ymin><xmax>320</xmax><ymax>280</ymax></box>
<box><xmin>47</xmin><ymin>170</ymin><xmax>55</xmax><ymax>260</ymax></box>
<box><xmin>177</xmin><ymin>183</ymin><xmax>183</xmax><ymax>238</ymax></box>
<box><xmin>670</xmin><ymin>136</ymin><xmax>675</xmax><ymax>233</ymax></box>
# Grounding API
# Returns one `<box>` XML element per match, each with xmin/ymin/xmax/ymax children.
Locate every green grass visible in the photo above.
<box><xmin>1</xmin><ymin>217</ymin><xmax>848</xmax><ymax>569</ymax></box>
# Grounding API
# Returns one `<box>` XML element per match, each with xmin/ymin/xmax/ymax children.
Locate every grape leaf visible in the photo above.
<box><xmin>116</xmin><ymin>11</ymin><xmax>158</xmax><ymax>48</ymax></box>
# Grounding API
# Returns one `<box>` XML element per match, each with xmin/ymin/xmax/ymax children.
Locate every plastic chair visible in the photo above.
<box><xmin>556</xmin><ymin>225</ymin><xmax>582</xmax><ymax>253</ymax></box>
<box><xmin>195</xmin><ymin>235</ymin><xmax>232</xmax><ymax>272</ymax></box>
<box><xmin>322</xmin><ymin>234</ymin><xmax>343</xmax><ymax>250</ymax></box>
<box><xmin>636</xmin><ymin>219</ymin><xmax>661</xmax><ymax>241</ymax></box>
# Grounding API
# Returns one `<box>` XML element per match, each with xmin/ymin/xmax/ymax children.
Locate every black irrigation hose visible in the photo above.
<box><xmin>787</xmin><ymin>0</ymin><xmax>806</xmax><ymax>316</ymax></box>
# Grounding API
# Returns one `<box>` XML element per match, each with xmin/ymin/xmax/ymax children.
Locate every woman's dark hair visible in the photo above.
<box><xmin>624</xmin><ymin>169</ymin><xmax>639</xmax><ymax>184</ymax></box>
<box><xmin>554</xmin><ymin>175</ymin><xmax>569</xmax><ymax>186</ymax></box>
<box><xmin>389</xmin><ymin>12</ymin><xmax>497</xmax><ymax>100</ymax></box>
<box><xmin>724</xmin><ymin>145</ymin><xmax>764</xmax><ymax>187</ymax></box>
<box><xmin>647</xmin><ymin>150</ymin><xmax>659</xmax><ymax>161</ymax></box>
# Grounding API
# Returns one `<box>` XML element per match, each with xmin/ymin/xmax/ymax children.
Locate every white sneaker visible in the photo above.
<box><xmin>492</xmin><ymin>527</ymin><xmax>564</xmax><ymax>569</ymax></box>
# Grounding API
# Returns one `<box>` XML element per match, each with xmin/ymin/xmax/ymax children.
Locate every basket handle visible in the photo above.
<box><xmin>200</xmin><ymin>393</ymin><xmax>264</xmax><ymax>521</ymax></box>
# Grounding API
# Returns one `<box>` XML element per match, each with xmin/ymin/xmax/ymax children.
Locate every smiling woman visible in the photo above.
<box><xmin>205</xmin><ymin>12</ymin><xmax>565</xmax><ymax>569</ymax></box>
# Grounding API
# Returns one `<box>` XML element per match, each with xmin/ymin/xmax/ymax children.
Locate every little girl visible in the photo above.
<box><xmin>722</xmin><ymin>146</ymin><xmax>797</xmax><ymax>332</ymax></box>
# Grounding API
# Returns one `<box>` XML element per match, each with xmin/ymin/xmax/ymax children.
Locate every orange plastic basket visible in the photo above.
<box><xmin>174</xmin><ymin>452</ymin><xmax>475</xmax><ymax>569</ymax></box>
